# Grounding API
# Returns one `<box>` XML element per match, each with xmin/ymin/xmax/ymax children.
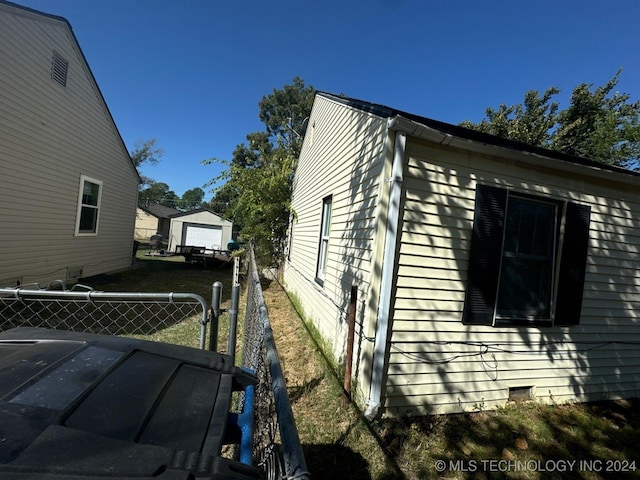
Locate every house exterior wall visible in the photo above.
<box><xmin>385</xmin><ymin>137</ymin><xmax>640</xmax><ymax>415</ymax></box>
<box><xmin>283</xmin><ymin>94</ymin><xmax>391</xmax><ymax>403</ymax></box>
<box><xmin>0</xmin><ymin>4</ymin><xmax>139</xmax><ymax>287</ymax></box>
<box><xmin>135</xmin><ymin>208</ymin><xmax>158</xmax><ymax>241</ymax></box>
<box><xmin>168</xmin><ymin>210</ymin><xmax>233</xmax><ymax>251</ymax></box>
<box><xmin>286</xmin><ymin>93</ymin><xmax>640</xmax><ymax>417</ymax></box>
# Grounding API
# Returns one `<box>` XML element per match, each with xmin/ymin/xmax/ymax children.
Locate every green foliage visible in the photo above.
<box><xmin>551</xmin><ymin>70</ymin><xmax>640</xmax><ymax>167</ymax></box>
<box><xmin>206</xmin><ymin>181</ymin><xmax>236</xmax><ymax>217</ymax></box>
<box><xmin>130</xmin><ymin>137</ymin><xmax>165</xmax><ymax>187</ymax></box>
<box><xmin>130</xmin><ymin>137</ymin><xmax>164</xmax><ymax>168</ymax></box>
<box><xmin>130</xmin><ymin>138</ymin><xmax>207</xmax><ymax>211</ymax></box>
<box><xmin>178</xmin><ymin>187</ymin><xmax>205</xmax><ymax>211</ymax></box>
<box><xmin>208</xmin><ymin>150</ymin><xmax>296</xmax><ymax>264</ymax></box>
<box><xmin>259</xmin><ymin>76</ymin><xmax>315</xmax><ymax>157</ymax></box>
<box><xmin>460</xmin><ymin>87</ymin><xmax>560</xmax><ymax>146</ymax></box>
<box><xmin>138</xmin><ymin>181</ymin><xmax>179</xmax><ymax>208</ymax></box>
<box><xmin>461</xmin><ymin>70</ymin><xmax>640</xmax><ymax>169</ymax></box>
<box><xmin>139</xmin><ymin>182</ymin><xmax>205</xmax><ymax>211</ymax></box>
<box><xmin>205</xmin><ymin>77</ymin><xmax>315</xmax><ymax>265</ymax></box>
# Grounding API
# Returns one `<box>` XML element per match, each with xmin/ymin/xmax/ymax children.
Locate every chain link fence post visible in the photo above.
<box><xmin>210</xmin><ymin>281</ymin><xmax>223</xmax><ymax>351</ymax></box>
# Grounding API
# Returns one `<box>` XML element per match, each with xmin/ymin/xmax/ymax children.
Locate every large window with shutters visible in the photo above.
<box><xmin>463</xmin><ymin>184</ymin><xmax>591</xmax><ymax>327</ymax></box>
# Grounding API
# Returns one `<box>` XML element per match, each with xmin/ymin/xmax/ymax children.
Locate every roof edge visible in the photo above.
<box><xmin>317</xmin><ymin>91</ymin><xmax>640</xmax><ymax>180</ymax></box>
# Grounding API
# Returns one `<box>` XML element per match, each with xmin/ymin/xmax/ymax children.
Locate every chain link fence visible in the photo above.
<box><xmin>0</xmin><ymin>248</ymin><xmax>309</xmax><ymax>478</ymax></box>
<box><xmin>242</xmin><ymin>247</ymin><xmax>310</xmax><ymax>480</ymax></box>
<box><xmin>0</xmin><ymin>282</ymin><xmax>209</xmax><ymax>347</ymax></box>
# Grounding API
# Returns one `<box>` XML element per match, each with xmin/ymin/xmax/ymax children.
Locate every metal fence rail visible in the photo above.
<box><xmin>0</xmin><ymin>284</ymin><xmax>209</xmax><ymax>347</ymax></box>
<box><xmin>242</xmin><ymin>247</ymin><xmax>310</xmax><ymax>480</ymax></box>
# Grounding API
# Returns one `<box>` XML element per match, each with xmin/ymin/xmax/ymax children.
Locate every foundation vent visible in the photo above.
<box><xmin>508</xmin><ymin>386</ymin><xmax>534</xmax><ymax>402</ymax></box>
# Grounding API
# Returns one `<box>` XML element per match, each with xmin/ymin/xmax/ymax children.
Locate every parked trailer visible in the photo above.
<box><xmin>175</xmin><ymin>245</ymin><xmax>233</xmax><ymax>267</ymax></box>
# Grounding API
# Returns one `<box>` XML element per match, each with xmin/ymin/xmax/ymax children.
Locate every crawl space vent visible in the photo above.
<box><xmin>508</xmin><ymin>386</ymin><xmax>534</xmax><ymax>402</ymax></box>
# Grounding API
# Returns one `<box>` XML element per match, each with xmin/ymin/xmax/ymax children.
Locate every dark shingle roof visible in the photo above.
<box><xmin>139</xmin><ymin>204</ymin><xmax>181</xmax><ymax>218</ymax></box>
<box><xmin>318</xmin><ymin>92</ymin><xmax>640</xmax><ymax>179</ymax></box>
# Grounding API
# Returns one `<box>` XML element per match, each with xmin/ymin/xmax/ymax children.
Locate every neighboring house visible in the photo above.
<box><xmin>135</xmin><ymin>204</ymin><xmax>181</xmax><ymax>241</ymax></box>
<box><xmin>284</xmin><ymin>92</ymin><xmax>640</xmax><ymax>417</ymax></box>
<box><xmin>167</xmin><ymin>209</ymin><xmax>233</xmax><ymax>252</ymax></box>
<box><xmin>0</xmin><ymin>1</ymin><xmax>140</xmax><ymax>287</ymax></box>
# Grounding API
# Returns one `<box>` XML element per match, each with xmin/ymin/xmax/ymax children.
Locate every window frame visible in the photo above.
<box><xmin>74</xmin><ymin>175</ymin><xmax>103</xmax><ymax>236</ymax></box>
<box><xmin>462</xmin><ymin>184</ymin><xmax>590</xmax><ymax>328</ymax></box>
<box><xmin>494</xmin><ymin>193</ymin><xmax>562</xmax><ymax>325</ymax></box>
<box><xmin>315</xmin><ymin>195</ymin><xmax>332</xmax><ymax>285</ymax></box>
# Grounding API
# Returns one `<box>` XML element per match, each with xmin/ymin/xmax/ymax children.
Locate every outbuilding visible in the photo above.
<box><xmin>135</xmin><ymin>204</ymin><xmax>181</xmax><ymax>242</ymax></box>
<box><xmin>168</xmin><ymin>209</ymin><xmax>233</xmax><ymax>253</ymax></box>
<box><xmin>284</xmin><ymin>92</ymin><xmax>640</xmax><ymax>417</ymax></box>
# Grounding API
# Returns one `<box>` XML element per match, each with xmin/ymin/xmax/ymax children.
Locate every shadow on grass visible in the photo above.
<box><xmin>85</xmin><ymin>254</ymin><xmax>235</xmax><ymax>302</ymax></box>
<box><xmin>302</xmin><ymin>444</ymin><xmax>372</xmax><ymax>480</ymax></box>
<box><xmin>288</xmin><ymin>377</ymin><xmax>324</xmax><ymax>404</ymax></box>
<box><xmin>376</xmin><ymin>399</ymin><xmax>640</xmax><ymax>479</ymax></box>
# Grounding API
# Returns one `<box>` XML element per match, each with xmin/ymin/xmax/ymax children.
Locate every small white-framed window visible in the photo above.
<box><xmin>75</xmin><ymin>175</ymin><xmax>102</xmax><ymax>236</ymax></box>
<box><xmin>315</xmin><ymin>195</ymin><xmax>332</xmax><ymax>284</ymax></box>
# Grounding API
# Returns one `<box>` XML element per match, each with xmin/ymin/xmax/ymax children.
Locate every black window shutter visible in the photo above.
<box><xmin>555</xmin><ymin>202</ymin><xmax>591</xmax><ymax>326</ymax></box>
<box><xmin>462</xmin><ymin>185</ymin><xmax>507</xmax><ymax>325</ymax></box>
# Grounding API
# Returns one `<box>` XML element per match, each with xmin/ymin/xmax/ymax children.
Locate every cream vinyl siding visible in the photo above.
<box><xmin>284</xmin><ymin>95</ymin><xmax>388</xmax><ymax>389</ymax></box>
<box><xmin>0</xmin><ymin>5</ymin><xmax>139</xmax><ymax>286</ymax></box>
<box><xmin>135</xmin><ymin>208</ymin><xmax>159</xmax><ymax>241</ymax></box>
<box><xmin>384</xmin><ymin>139</ymin><xmax>640</xmax><ymax>416</ymax></box>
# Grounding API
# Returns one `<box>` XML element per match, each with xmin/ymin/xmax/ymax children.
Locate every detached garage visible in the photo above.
<box><xmin>167</xmin><ymin>209</ymin><xmax>233</xmax><ymax>253</ymax></box>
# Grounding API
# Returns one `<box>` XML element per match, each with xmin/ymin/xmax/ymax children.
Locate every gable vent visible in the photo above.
<box><xmin>51</xmin><ymin>50</ymin><xmax>68</xmax><ymax>87</ymax></box>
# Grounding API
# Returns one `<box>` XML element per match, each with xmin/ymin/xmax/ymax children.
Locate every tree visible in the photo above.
<box><xmin>130</xmin><ymin>137</ymin><xmax>164</xmax><ymax>188</ymax></box>
<box><xmin>206</xmin><ymin>180</ymin><xmax>236</xmax><ymax>217</ymax></box>
<box><xmin>551</xmin><ymin>71</ymin><xmax>640</xmax><ymax>168</ymax></box>
<box><xmin>459</xmin><ymin>87</ymin><xmax>560</xmax><ymax>146</ymax></box>
<box><xmin>138</xmin><ymin>181</ymin><xmax>178</xmax><ymax>208</ymax></box>
<box><xmin>460</xmin><ymin>70</ymin><xmax>640</xmax><ymax>169</ymax></box>
<box><xmin>258</xmin><ymin>76</ymin><xmax>316</xmax><ymax>158</ymax></box>
<box><xmin>130</xmin><ymin>137</ymin><xmax>164</xmax><ymax>168</ymax></box>
<box><xmin>179</xmin><ymin>187</ymin><xmax>205</xmax><ymax>211</ymax></box>
<box><xmin>205</xmin><ymin>77</ymin><xmax>316</xmax><ymax>265</ymax></box>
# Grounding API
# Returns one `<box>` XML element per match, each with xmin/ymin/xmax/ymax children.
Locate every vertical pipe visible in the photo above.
<box><xmin>365</xmin><ymin>130</ymin><xmax>405</xmax><ymax>420</ymax></box>
<box><xmin>227</xmin><ymin>284</ymin><xmax>240</xmax><ymax>364</ymax></box>
<box><xmin>343</xmin><ymin>285</ymin><xmax>358</xmax><ymax>401</ymax></box>
<box><xmin>210</xmin><ymin>281</ymin><xmax>223</xmax><ymax>351</ymax></box>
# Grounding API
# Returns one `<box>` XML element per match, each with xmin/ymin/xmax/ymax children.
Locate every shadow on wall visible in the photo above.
<box><xmin>383</xmin><ymin>141</ymin><xmax>640</xmax><ymax>413</ymax></box>
<box><xmin>335</xmin><ymin>111</ymin><xmax>390</xmax><ymax>401</ymax></box>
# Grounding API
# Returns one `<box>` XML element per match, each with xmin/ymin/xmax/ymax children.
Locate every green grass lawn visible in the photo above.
<box><xmin>81</xmin><ymin>246</ymin><xmax>236</xmax><ymax>352</ymax></box>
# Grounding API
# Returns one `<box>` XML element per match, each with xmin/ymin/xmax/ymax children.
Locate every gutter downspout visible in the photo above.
<box><xmin>365</xmin><ymin>129</ymin><xmax>406</xmax><ymax>420</ymax></box>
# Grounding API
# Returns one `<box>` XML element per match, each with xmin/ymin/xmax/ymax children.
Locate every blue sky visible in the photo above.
<box><xmin>14</xmin><ymin>0</ymin><xmax>640</xmax><ymax>200</ymax></box>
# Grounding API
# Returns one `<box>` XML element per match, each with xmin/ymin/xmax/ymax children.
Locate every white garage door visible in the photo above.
<box><xmin>184</xmin><ymin>225</ymin><xmax>222</xmax><ymax>249</ymax></box>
